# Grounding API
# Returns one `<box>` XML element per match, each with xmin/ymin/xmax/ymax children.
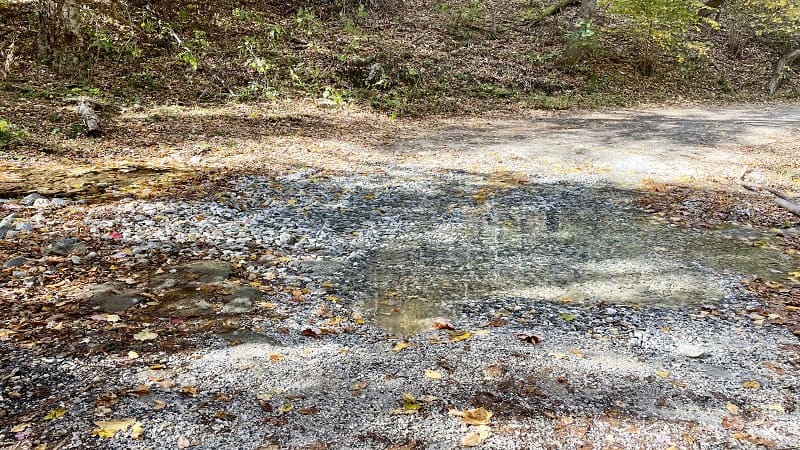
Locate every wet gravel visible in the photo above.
<box><xmin>3</xmin><ymin>167</ymin><xmax>799</xmax><ymax>449</ymax></box>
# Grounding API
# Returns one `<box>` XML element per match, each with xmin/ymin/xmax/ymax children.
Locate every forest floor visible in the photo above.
<box><xmin>2</xmin><ymin>102</ymin><xmax>800</xmax><ymax>449</ymax></box>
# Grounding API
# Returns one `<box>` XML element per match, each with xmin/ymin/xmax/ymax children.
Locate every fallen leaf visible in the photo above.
<box><xmin>768</xmin><ymin>403</ymin><xmax>785</xmax><ymax>413</ymax></box>
<box><xmin>487</xmin><ymin>318</ymin><xmax>507</xmax><ymax>327</ymax></box>
<box><xmin>401</xmin><ymin>393</ymin><xmax>421</xmax><ymax>411</ymax></box>
<box><xmin>127</xmin><ymin>351</ymin><xmax>139</xmax><ymax>359</ymax></box>
<box><xmin>761</xmin><ymin>361</ymin><xmax>785</xmax><ymax>376</ymax></box>
<box><xmin>11</xmin><ymin>423</ymin><xmax>31</xmax><ymax>433</ymax></box>
<box><xmin>726</xmin><ymin>403</ymin><xmax>740</xmax><ymax>415</ymax></box>
<box><xmin>298</xmin><ymin>406</ymin><xmax>319</xmax><ymax>415</ymax></box>
<box><xmin>462</xmin><ymin>425</ymin><xmax>491</xmax><ymax>447</ymax></box>
<box><xmin>181</xmin><ymin>386</ymin><xmax>198</xmax><ymax>397</ymax></box>
<box><xmin>44</xmin><ymin>408</ymin><xmax>67</xmax><ymax>420</ymax></box>
<box><xmin>301</xmin><ymin>327</ymin><xmax>321</xmax><ymax>338</ymax></box>
<box><xmin>548</xmin><ymin>352</ymin><xmax>569</xmax><ymax>360</ymax></box>
<box><xmin>269</xmin><ymin>353</ymin><xmax>284</xmax><ymax>363</ymax></box>
<box><xmin>742</xmin><ymin>380</ymin><xmax>761</xmax><ymax>390</ymax></box>
<box><xmin>177</xmin><ymin>435</ymin><xmax>191</xmax><ymax>449</ymax></box>
<box><xmin>392</xmin><ymin>341</ymin><xmax>409</xmax><ymax>352</ymax></box>
<box><xmin>433</xmin><ymin>317</ymin><xmax>455</xmax><ymax>330</ymax></box>
<box><xmin>450</xmin><ymin>407</ymin><xmax>493</xmax><ymax>425</ymax></box>
<box><xmin>418</xmin><ymin>395</ymin><xmax>437</xmax><ymax>402</ymax></box>
<box><xmin>133</xmin><ymin>329</ymin><xmax>158</xmax><ymax>341</ymax></box>
<box><xmin>278</xmin><ymin>403</ymin><xmax>294</xmax><ymax>414</ymax></box>
<box><xmin>655</xmin><ymin>370</ymin><xmax>670</xmax><ymax>378</ymax></box>
<box><xmin>568</xmin><ymin>348</ymin><xmax>585</xmax><ymax>359</ymax></box>
<box><xmin>516</xmin><ymin>333</ymin><xmax>543</xmax><ymax>345</ymax></box>
<box><xmin>91</xmin><ymin>418</ymin><xmax>137</xmax><ymax>438</ymax></box>
<box><xmin>90</xmin><ymin>313</ymin><xmax>121</xmax><ymax>322</ymax></box>
<box><xmin>448</xmin><ymin>330</ymin><xmax>472</xmax><ymax>343</ymax></box>
<box><xmin>349</xmin><ymin>381</ymin><xmax>369</xmax><ymax>392</ymax></box>
<box><xmin>152</xmin><ymin>400</ymin><xmax>167</xmax><ymax>411</ymax></box>
<box><xmin>130</xmin><ymin>422</ymin><xmax>144</xmax><ymax>440</ymax></box>
<box><xmin>424</xmin><ymin>369</ymin><xmax>442</xmax><ymax>380</ymax></box>
<box><xmin>559</xmin><ymin>313</ymin><xmax>576</xmax><ymax>322</ymax></box>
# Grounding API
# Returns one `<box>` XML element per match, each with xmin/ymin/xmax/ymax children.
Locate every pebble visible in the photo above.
<box><xmin>32</xmin><ymin>198</ymin><xmax>51</xmax><ymax>209</ymax></box>
<box><xmin>15</xmin><ymin>222</ymin><xmax>33</xmax><ymax>232</ymax></box>
<box><xmin>3</xmin><ymin>256</ymin><xmax>26</xmax><ymax>268</ymax></box>
<box><xmin>22</xmin><ymin>193</ymin><xmax>44</xmax><ymax>206</ymax></box>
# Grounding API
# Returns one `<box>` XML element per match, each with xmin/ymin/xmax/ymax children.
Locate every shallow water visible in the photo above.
<box><xmin>346</xmin><ymin>183</ymin><xmax>795</xmax><ymax>335</ymax></box>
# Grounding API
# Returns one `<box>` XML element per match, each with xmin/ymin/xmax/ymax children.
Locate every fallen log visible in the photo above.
<box><xmin>738</xmin><ymin>168</ymin><xmax>800</xmax><ymax>218</ymax></box>
<box><xmin>76</xmin><ymin>99</ymin><xmax>101</xmax><ymax>136</ymax></box>
<box><xmin>768</xmin><ymin>49</ymin><xmax>800</xmax><ymax>95</ymax></box>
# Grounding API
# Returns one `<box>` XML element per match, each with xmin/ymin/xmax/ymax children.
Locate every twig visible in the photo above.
<box><xmin>738</xmin><ymin>167</ymin><xmax>800</xmax><ymax>218</ymax></box>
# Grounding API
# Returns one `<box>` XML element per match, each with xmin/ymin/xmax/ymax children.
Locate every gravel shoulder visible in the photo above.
<box><xmin>2</xmin><ymin>104</ymin><xmax>800</xmax><ymax>450</ymax></box>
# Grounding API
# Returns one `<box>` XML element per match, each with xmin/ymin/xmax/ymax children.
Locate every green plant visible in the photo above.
<box><xmin>295</xmin><ymin>7</ymin><xmax>321</xmax><ymax>37</ymax></box>
<box><xmin>601</xmin><ymin>0</ymin><xmax>708</xmax><ymax>74</ymax></box>
<box><xmin>179</xmin><ymin>29</ymin><xmax>209</xmax><ymax>71</ymax></box>
<box><xmin>437</xmin><ymin>0</ymin><xmax>488</xmax><ymax>40</ymax></box>
<box><xmin>0</xmin><ymin>119</ymin><xmax>24</xmax><ymax>147</ymax></box>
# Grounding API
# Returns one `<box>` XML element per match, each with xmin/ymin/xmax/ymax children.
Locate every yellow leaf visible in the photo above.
<box><xmin>269</xmin><ymin>353</ymin><xmax>284</xmax><ymax>363</ymax></box>
<box><xmin>0</xmin><ymin>328</ymin><xmax>15</xmax><ymax>337</ymax></box>
<box><xmin>742</xmin><ymin>380</ymin><xmax>761</xmax><ymax>390</ymax></box>
<box><xmin>91</xmin><ymin>418</ymin><xmax>137</xmax><ymax>438</ymax></box>
<box><xmin>548</xmin><ymin>352</ymin><xmax>569</xmax><ymax>360</ymax></box>
<box><xmin>655</xmin><ymin>370</ymin><xmax>670</xmax><ymax>378</ymax></box>
<box><xmin>130</xmin><ymin>422</ymin><xmax>144</xmax><ymax>440</ymax></box>
<box><xmin>44</xmin><ymin>408</ymin><xmax>67</xmax><ymax>420</ymax></box>
<box><xmin>449</xmin><ymin>330</ymin><xmax>472</xmax><ymax>342</ymax></box>
<box><xmin>726</xmin><ymin>403</ymin><xmax>740</xmax><ymax>415</ymax></box>
<box><xmin>392</xmin><ymin>341</ymin><xmax>409</xmax><ymax>352</ymax></box>
<box><xmin>278</xmin><ymin>403</ymin><xmax>294</xmax><ymax>414</ymax></box>
<box><xmin>127</xmin><ymin>351</ymin><xmax>139</xmax><ymax>360</ymax></box>
<box><xmin>424</xmin><ymin>369</ymin><xmax>442</xmax><ymax>380</ymax></box>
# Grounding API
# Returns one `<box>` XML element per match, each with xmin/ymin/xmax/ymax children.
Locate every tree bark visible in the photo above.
<box><xmin>37</xmin><ymin>0</ymin><xmax>84</xmax><ymax>72</ymax></box>
<box><xmin>768</xmin><ymin>49</ymin><xmax>800</xmax><ymax>95</ymax></box>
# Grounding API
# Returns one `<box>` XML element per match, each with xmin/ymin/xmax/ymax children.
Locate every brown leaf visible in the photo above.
<box><xmin>298</xmin><ymin>406</ymin><xmax>319</xmax><ymax>416</ymax></box>
<box><xmin>433</xmin><ymin>317</ymin><xmax>454</xmax><ymax>330</ymax></box>
<box><xmin>516</xmin><ymin>333</ymin><xmax>543</xmax><ymax>345</ymax></box>
<box><xmin>177</xmin><ymin>435</ymin><xmax>192</xmax><ymax>449</ymax></box>
<box><xmin>450</xmin><ymin>407</ymin><xmax>493</xmax><ymax>425</ymax></box>
<box><xmin>301</xmin><ymin>327</ymin><xmax>321</xmax><ymax>338</ymax></box>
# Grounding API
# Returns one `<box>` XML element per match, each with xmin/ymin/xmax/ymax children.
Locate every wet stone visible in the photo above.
<box><xmin>217</xmin><ymin>329</ymin><xmax>281</xmax><ymax>345</ymax></box>
<box><xmin>45</xmin><ymin>238</ymin><xmax>87</xmax><ymax>257</ymax></box>
<box><xmin>220</xmin><ymin>286</ymin><xmax>260</xmax><ymax>314</ymax></box>
<box><xmin>90</xmin><ymin>282</ymin><xmax>142</xmax><ymax>312</ymax></box>
<box><xmin>183</xmin><ymin>260</ymin><xmax>233</xmax><ymax>283</ymax></box>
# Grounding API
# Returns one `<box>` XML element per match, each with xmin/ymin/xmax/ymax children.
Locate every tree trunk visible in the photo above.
<box><xmin>560</xmin><ymin>0</ymin><xmax>598</xmax><ymax>66</ymax></box>
<box><xmin>768</xmin><ymin>49</ymin><xmax>800</xmax><ymax>95</ymax></box>
<box><xmin>37</xmin><ymin>0</ymin><xmax>84</xmax><ymax>72</ymax></box>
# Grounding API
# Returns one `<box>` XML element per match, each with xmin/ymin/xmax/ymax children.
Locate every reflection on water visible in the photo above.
<box><xmin>348</xmin><ymin>184</ymin><xmax>795</xmax><ymax>335</ymax></box>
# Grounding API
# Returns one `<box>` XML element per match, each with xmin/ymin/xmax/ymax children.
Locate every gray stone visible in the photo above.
<box><xmin>22</xmin><ymin>193</ymin><xmax>44</xmax><ymax>206</ymax></box>
<box><xmin>216</xmin><ymin>329</ymin><xmax>279</xmax><ymax>345</ymax></box>
<box><xmin>676</xmin><ymin>343</ymin><xmax>707</xmax><ymax>358</ymax></box>
<box><xmin>183</xmin><ymin>260</ymin><xmax>233</xmax><ymax>283</ymax></box>
<box><xmin>15</xmin><ymin>222</ymin><xmax>33</xmax><ymax>232</ymax></box>
<box><xmin>3</xmin><ymin>257</ymin><xmax>27</xmax><ymax>268</ymax></box>
<box><xmin>90</xmin><ymin>282</ymin><xmax>142</xmax><ymax>312</ymax></box>
<box><xmin>45</xmin><ymin>238</ymin><xmax>87</xmax><ymax>256</ymax></box>
<box><xmin>51</xmin><ymin>198</ymin><xmax>68</xmax><ymax>208</ymax></box>
<box><xmin>32</xmin><ymin>198</ymin><xmax>51</xmax><ymax>209</ymax></box>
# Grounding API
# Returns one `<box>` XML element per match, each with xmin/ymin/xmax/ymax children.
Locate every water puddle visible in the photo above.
<box><xmin>343</xmin><ymin>183</ymin><xmax>796</xmax><ymax>335</ymax></box>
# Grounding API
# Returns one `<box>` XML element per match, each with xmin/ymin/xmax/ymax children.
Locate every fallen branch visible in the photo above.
<box><xmin>76</xmin><ymin>99</ymin><xmax>101</xmax><ymax>136</ymax></box>
<box><xmin>738</xmin><ymin>168</ymin><xmax>800</xmax><ymax>218</ymax></box>
<box><xmin>768</xmin><ymin>49</ymin><xmax>800</xmax><ymax>95</ymax></box>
